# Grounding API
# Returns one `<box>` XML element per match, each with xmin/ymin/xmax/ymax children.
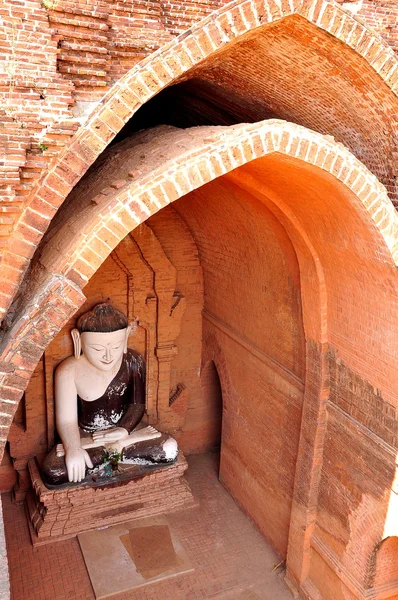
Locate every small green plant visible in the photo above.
<box><xmin>38</xmin><ymin>142</ymin><xmax>48</xmax><ymax>152</ymax></box>
<box><xmin>102</xmin><ymin>448</ymin><xmax>122</xmax><ymax>475</ymax></box>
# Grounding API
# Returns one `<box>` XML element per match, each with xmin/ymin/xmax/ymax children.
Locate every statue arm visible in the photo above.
<box><xmin>55</xmin><ymin>360</ymin><xmax>93</xmax><ymax>482</ymax></box>
<box><xmin>118</xmin><ymin>403</ymin><xmax>145</xmax><ymax>433</ymax></box>
<box><xmin>118</xmin><ymin>361</ymin><xmax>145</xmax><ymax>432</ymax></box>
<box><xmin>91</xmin><ymin>404</ymin><xmax>145</xmax><ymax>445</ymax></box>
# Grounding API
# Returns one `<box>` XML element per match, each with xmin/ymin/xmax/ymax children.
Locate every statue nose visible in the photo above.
<box><xmin>104</xmin><ymin>347</ymin><xmax>113</xmax><ymax>362</ymax></box>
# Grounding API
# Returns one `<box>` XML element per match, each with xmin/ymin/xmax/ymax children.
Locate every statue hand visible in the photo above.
<box><xmin>92</xmin><ymin>427</ymin><xmax>129</xmax><ymax>443</ymax></box>
<box><xmin>65</xmin><ymin>447</ymin><xmax>94</xmax><ymax>483</ymax></box>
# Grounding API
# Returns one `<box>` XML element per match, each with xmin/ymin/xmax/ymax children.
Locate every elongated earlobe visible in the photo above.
<box><xmin>71</xmin><ymin>329</ymin><xmax>81</xmax><ymax>359</ymax></box>
<box><xmin>124</xmin><ymin>325</ymin><xmax>132</xmax><ymax>354</ymax></box>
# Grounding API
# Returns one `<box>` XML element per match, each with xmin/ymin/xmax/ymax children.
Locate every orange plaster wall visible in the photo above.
<box><xmin>174</xmin><ymin>176</ymin><xmax>306</xmax><ymax>556</ymax></box>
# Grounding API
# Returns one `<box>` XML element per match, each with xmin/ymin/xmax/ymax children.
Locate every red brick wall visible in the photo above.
<box><xmin>352</xmin><ymin>0</ymin><xmax>398</xmax><ymax>53</ymax></box>
<box><xmin>175</xmin><ymin>175</ymin><xmax>306</xmax><ymax>555</ymax></box>
<box><xmin>374</xmin><ymin>537</ymin><xmax>398</xmax><ymax>586</ymax></box>
<box><xmin>0</xmin><ymin>113</ymin><xmax>397</xmax><ymax>600</ymax></box>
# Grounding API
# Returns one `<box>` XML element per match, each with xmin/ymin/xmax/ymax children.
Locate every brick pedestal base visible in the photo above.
<box><xmin>26</xmin><ymin>453</ymin><xmax>196</xmax><ymax>546</ymax></box>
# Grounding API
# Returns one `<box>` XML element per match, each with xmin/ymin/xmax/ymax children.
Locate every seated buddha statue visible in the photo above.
<box><xmin>42</xmin><ymin>303</ymin><xmax>178</xmax><ymax>486</ymax></box>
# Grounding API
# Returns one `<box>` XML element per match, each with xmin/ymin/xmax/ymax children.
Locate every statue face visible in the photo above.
<box><xmin>80</xmin><ymin>329</ymin><xmax>127</xmax><ymax>371</ymax></box>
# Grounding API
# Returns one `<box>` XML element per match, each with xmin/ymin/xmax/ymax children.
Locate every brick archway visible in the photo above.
<box><xmin>1</xmin><ymin>118</ymin><xmax>397</xmax><ymax>435</ymax></box>
<box><xmin>1</xmin><ymin>0</ymin><xmax>397</xmax><ymax>321</ymax></box>
<box><xmin>47</xmin><ymin>119</ymin><xmax>398</xmax><ymax>284</ymax></box>
<box><xmin>0</xmin><ymin>119</ymin><xmax>397</xmax><ymax>600</ymax></box>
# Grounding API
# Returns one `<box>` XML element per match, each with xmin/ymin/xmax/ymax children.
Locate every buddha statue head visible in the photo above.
<box><xmin>71</xmin><ymin>303</ymin><xmax>132</xmax><ymax>372</ymax></box>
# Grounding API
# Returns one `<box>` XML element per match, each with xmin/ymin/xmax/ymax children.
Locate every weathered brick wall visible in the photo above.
<box><xmin>0</xmin><ymin>0</ymin><xmax>225</xmax><ymax>247</ymax></box>
<box><xmin>350</xmin><ymin>0</ymin><xmax>398</xmax><ymax>52</ymax></box>
<box><xmin>0</xmin><ymin>0</ymin><xmax>76</xmax><ymax>248</ymax></box>
<box><xmin>311</xmin><ymin>351</ymin><xmax>398</xmax><ymax>598</ymax></box>
<box><xmin>1</xmin><ymin>0</ymin><xmax>397</xmax><ymax>257</ymax></box>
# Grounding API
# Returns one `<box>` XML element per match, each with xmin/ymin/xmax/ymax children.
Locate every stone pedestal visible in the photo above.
<box><xmin>26</xmin><ymin>453</ymin><xmax>196</xmax><ymax>546</ymax></box>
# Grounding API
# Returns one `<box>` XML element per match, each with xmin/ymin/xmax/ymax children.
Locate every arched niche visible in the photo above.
<box><xmin>199</xmin><ymin>360</ymin><xmax>223</xmax><ymax>453</ymax></box>
<box><xmin>371</xmin><ymin>536</ymin><xmax>398</xmax><ymax>599</ymax></box>
<box><xmin>1</xmin><ymin>121</ymin><xmax>397</xmax><ymax>600</ymax></box>
<box><xmin>7</xmin><ymin>206</ymin><xmax>205</xmax><ymax>500</ymax></box>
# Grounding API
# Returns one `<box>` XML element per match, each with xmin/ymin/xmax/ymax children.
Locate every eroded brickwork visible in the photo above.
<box><xmin>351</xmin><ymin>0</ymin><xmax>398</xmax><ymax>52</ymax></box>
<box><xmin>0</xmin><ymin>0</ymin><xmax>225</xmax><ymax>251</ymax></box>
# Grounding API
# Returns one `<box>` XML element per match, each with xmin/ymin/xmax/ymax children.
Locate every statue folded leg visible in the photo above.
<box><xmin>121</xmin><ymin>433</ymin><xmax>178</xmax><ymax>463</ymax></box>
<box><xmin>42</xmin><ymin>446</ymin><xmax>105</xmax><ymax>487</ymax></box>
<box><xmin>42</xmin><ymin>427</ymin><xmax>178</xmax><ymax>486</ymax></box>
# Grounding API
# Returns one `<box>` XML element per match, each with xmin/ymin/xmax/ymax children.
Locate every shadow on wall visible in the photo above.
<box><xmin>200</xmin><ymin>360</ymin><xmax>223</xmax><ymax>452</ymax></box>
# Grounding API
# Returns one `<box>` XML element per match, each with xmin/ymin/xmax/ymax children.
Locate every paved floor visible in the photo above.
<box><xmin>3</xmin><ymin>453</ymin><xmax>293</xmax><ymax>600</ymax></box>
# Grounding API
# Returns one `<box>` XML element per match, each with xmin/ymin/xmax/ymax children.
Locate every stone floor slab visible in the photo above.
<box><xmin>78</xmin><ymin>515</ymin><xmax>194</xmax><ymax>598</ymax></box>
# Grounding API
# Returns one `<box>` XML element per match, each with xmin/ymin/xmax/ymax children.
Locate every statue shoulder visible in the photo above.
<box><xmin>55</xmin><ymin>355</ymin><xmax>78</xmax><ymax>380</ymax></box>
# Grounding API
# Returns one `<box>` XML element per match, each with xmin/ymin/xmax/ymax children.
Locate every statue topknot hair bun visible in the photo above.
<box><xmin>77</xmin><ymin>302</ymin><xmax>128</xmax><ymax>333</ymax></box>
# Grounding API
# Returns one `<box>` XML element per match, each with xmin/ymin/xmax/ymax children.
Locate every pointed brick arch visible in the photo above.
<box><xmin>1</xmin><ymin>118</ymin><xmax>397</xmax><ymax>431</ymax></box>
<box><xmin>1</xmin><ymin>0</ymin><xmax>397</xmax><ymax>321</ymax></box>
<box><xmin>0</xmin><ymin>119</ymin><xmax>397</xmax><ymax>600</ymax></box>
<box><xmin>60</xmin><ymin>120</ymin><xmax>398</xmax><ymax>287</ymax></box>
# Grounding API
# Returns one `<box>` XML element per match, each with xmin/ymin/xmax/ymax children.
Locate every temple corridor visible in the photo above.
<box><xmin>2</xmin><ymin>453</ymin><xmax>290</xmax><ymax>600</ymax></box>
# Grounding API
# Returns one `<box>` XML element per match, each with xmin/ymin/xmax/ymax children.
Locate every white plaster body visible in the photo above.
<box><xmin>55</xmin><ymin>326</ymin><xmax>168</xmax><ymax>483</ymax></box>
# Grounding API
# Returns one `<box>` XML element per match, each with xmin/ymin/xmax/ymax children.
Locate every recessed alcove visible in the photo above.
<box><xmin>2</xmin><ymin>118</ymin><xmax>398</xmax><ymax>600</ymax></box>
<box><xmin>6</xmin><ymin>164</ymin><xmax>306</xmax><ymax>559</ymax></box>
<box><xmin>372</xmin><ymin>537</ymin><xmax>398</xmax><ymax>595</ymax></box>
<box><xmin>3</xmin><ymin>150</ymin><xmax>308</xmax><ymax>598</ymax></box>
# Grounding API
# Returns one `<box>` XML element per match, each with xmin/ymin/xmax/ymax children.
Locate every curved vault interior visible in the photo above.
<box><xmin>119</xmin><ymin>15</ymin><xmax>398</xmax><ymax>200</ymax></box>
<box><xmin>31</xmin><ymin>122</ymin><xmax>398</xmax><ymax>407</ymax></box>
